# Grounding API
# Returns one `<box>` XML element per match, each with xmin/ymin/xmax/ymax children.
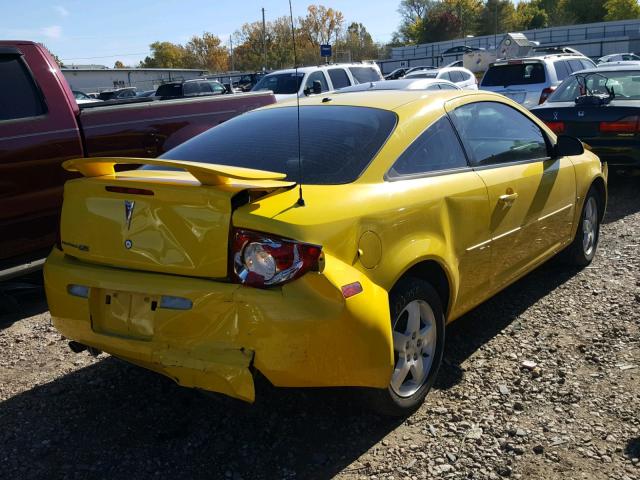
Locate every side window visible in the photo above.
<box><xmin>425</xmin><ymin>84</ymin><xmax>441</xmax><ymax>90</ymax></box>
<box><xmin>438</xmin><ymin>83</ymin><xmax>458</xmax><ymax>90</ymax></box>
<box><xmin>449</xmin><ymin>101</ymin><xmax>549</xmax><ymax>167</ymax></box>
<box><xmin>211</xmin><ymin>82</ymin><xmax>225</xmax><ymax>94</ymax></box>
<box><xmin>348</xmin><ymin>66</ymin><xmax>382</xmax><ymax>83</ymax></box>
<box><xmin>199</xmin><ymin>82</ymin><xmax>214</xmax><ymax>93</ymax></box>
<box><xmin>554</xmin><ymin>60</ymin><xmax>571</xmax><ymax>81</ymax></box>
<box><xmin>305</xmin><ymin>71</ymin><xmax>329</xmax><ymax>93</ymax></box>
<box><xmin>388</xmin><ymin>116</ymin><xmax>468</xmax><ymax>177</ymax></box>
<box><xmin>580</xmin><ymin>59</ymin><xmax>595</xmax><ymax>70</ymax></box>
<box><xmin>183</xmin><ymin>82</ymin><xmax>200</xmax><ymax>96</ymax></box>
<box><xmin>568</xmin><ymin>59</ymin><xmax>585</xmax><ymax>72</ymax></box>
<box><xmin>328</xmin><ymin>68</ymin><xmax>351</xmax><ymax>89</ymax></box>
<box><xmin>439</xmin><ymin>71</ymin><xmax>452</xmax><ymax>81</ymax></box>
<box><xmin>450</xmin><ymin>71</ymin><xmax>464</xmax><ymax>83</ymax></box>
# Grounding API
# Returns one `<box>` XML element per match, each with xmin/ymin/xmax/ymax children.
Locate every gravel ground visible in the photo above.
<box><xmin>1</xmin><ymin>173</ymin><xmax>638</xmax><ymax>480</ymax></box>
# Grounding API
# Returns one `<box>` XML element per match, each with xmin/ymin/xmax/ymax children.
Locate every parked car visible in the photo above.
<box><xmin>405</xmin><ymin>67</ymin><xmax>478</xmax><ymax>90</ymax></box>
<box><xmin>441</xmin><ymin>45</ymin><xmax>483</xmax><ymax>56</ymax></box>
<box><xmin>136</xmin><ymin>90</ymin><xmax>157</xmax><ymax>97</ymax></box>
<box><xmin>72</xmin><ymin>90</ymin><xmax>101</xmax><ymax>104</ymax></box>
<box><xmin>0</xmin><ymin>40</ymin><xmax>276</xmax><ymax>279</ymax></box>
<box><xmin>384</xmin><ymin>67</ymin><xmax>408</xmax><ymax>80</ymax></box>
<box><xmin>155</xmin><ymin>79</ymin><xmax>227</xmax><ymax>99</ymax></box>
<box><xmin>97</xmin><ymin>87</ymin><xmax>137</xmax><ymax>101</ymax></box>
<box><xmin>207</xmin><ymin>72</ymin><xmax>267</xmax><ymax>92</ymax></box>
<box><xmin>597</xmin><ymin>53</ymin><xmax>640</xmax><ymax>64</ymax></box>
<box><xmin>46</xmin><ymin>89</ymin><xmax>606</xmax><ymax>416</ymax></box>
<box><xmin>480</xmin><ymin>53</ymin><xmax>597</xmax><ymax>108</ymax></box>
<box><xmin>252</xmin><ymin>63</ymin><xmax>383</xmax><ymax>102</ymax></box>
<box><xmin>531</xmin><ymin>65</ymin><xmax>640</xmax><ymax>170</ymax></box>
<box><xmin>404</xmin><ymin>66</ymin><xmax>437</xmax><ymax>75</ymax></box>
<box><xmin>335</xmin><ymin>78</ymin><xmax>460</xmax><ymax>93</ymax></box>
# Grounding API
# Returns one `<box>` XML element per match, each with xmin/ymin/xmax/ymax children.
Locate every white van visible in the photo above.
<box><xmin>251</xmin><ymin>63</ymin><xmax>383</xmax><ymax>102</ymax></box>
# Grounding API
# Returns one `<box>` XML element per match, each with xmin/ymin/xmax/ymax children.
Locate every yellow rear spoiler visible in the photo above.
<box><xmin>63</xmin><ymin>157</ymin><xmax>289</xmax><ymax>187</ymax></box>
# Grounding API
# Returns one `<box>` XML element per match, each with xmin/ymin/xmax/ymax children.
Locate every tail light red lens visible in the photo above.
<box><xmin>599</xmin><ymin>116</ymin><xmax>640</xmax><ymax>133</ymax></box>
<box><xmin>545</xmin><ymin>121</ymin><xmax>565</xmax><ymax>134</ymax></box>
<box><xmin>230</xmin><ymin>228</ymin><xmax>322</xmax><ymax>288</ymax></box>
<box><xmin>539</xmin><ymin>87</ymin><xmax>556</xmax><ymax>104</ymax></box>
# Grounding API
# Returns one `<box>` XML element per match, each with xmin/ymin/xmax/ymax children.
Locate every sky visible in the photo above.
<box><xmin>0</xmin><ymin>0</ymin><xmax>404</xmax><ymax>67</ymax></box>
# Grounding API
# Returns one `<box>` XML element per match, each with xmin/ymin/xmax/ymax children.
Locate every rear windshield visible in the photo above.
<box><xmin>548</xmin><ymin>70</ymin><xmax>640</xmax><ymax>102</ymax></box>
<box><xmin>481</xmin><ymin>63</ymin><xmax>546</xmax><ymax>87</ymax></box>
<box><xmin>252</xmin><ymin>72</ymin><xmax>303</xmax><ymax>94</ymax></box>
<box><xmin>154</xmin><ymin>106</ymin><xmax>397</xmax><ymax>184</ymax></box>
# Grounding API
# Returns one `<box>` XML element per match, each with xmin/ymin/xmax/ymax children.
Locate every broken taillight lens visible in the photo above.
<box><xmin>230</xmin><ymin>228</ymin><xmax>322</xmax><ymax>288</ymax></box>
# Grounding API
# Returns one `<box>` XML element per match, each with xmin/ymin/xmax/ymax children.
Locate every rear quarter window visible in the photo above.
<box><xmin>553</xmin><ymin>61</ymin><xmax>571</xmax><ymax>81</ymax></box>
<box><xmin>349</xmin><ymin>67</ymin><xmax>382</xmax><ymax>83</ymax></box>
<box><xmin>481</xmin><ymin>63</ymin><xmax>546</xmax><ymax>87</ymax></box>
<box><xmin>328</xmin><ymin>68</ymin><xmax>351</xmax><ymax>89</ymax></box>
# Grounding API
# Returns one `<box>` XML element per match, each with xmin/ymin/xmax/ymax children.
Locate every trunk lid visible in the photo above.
<box><xmin>60</xmin><ymin>157</ymin><xmax>293</xmax><ymax>278</ymax></box>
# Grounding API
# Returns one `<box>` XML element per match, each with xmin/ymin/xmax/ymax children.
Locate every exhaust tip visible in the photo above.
<box><xmin>68</xmin><ymin>341</ymin><xmax>88</xmax><ymax>353</ymax></box>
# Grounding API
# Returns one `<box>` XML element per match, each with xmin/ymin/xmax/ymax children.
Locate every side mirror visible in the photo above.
<box><xmin>312</xmin><ymin>80</ymin><xmax>322</xmax><ymax>95</ymax></box>
<box><xmin>554</xmin><ymin>135</ymin><xmax>584</xmax><ymax>157</ymax></box>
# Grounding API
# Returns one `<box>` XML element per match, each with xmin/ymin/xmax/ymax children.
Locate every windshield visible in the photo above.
<box><xmin>548</xmin><ymin>70</ymin><xmax>640</xmax><ymax>102</ymax></box>
<box><xmin>153</xmin><ymin>106</ymin><xmax>397</xmax><ymax>185</ymax></box>
<box><xmin>481</xmin><ymin>63</ymin><xmax>546</xmax><ymax>87</ymax></box>
<box><xmin>252</xmin><ymin>72</ymin><xmax>304</xmax><ymax>94</ymax></box>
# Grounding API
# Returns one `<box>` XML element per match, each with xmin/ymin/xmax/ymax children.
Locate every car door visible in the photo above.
<box><xmin>386</xmin><ymin>114</ymin><xmax>492</xmax><ymax>318</ymax></box>
<box><xmin>447</xmin><ymin>99</ymin><xmax>577</xmax><ymax>291</ymax></box>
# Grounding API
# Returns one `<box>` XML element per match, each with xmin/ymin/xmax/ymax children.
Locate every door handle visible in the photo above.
<box><xmin>498</xmin><ymin>192</ymin><xmax>519</xmax><ymax>205</ymax></box>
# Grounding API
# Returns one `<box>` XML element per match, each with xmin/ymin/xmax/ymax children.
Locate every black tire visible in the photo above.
<box><xmin>367</xmin><ymin>277</ymin><xmax>445</xmax><ymax>416</ymax></box>
<box><xmin>563</xmin><ymin>187</ymin><xmax>602</xmax><ymax>267</ymax></box>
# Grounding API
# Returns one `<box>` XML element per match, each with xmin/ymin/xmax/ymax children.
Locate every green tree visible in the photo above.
<box><xmin>337</xmin><ymin>22</ymin><xmax>380</xmax><ymax>61</ymax></box>
<box><xmin>396</xmin><ymin>0</ymin><xmax>437</xmax><ymax>42</ymax></box>
<box><xmin>604</xmin><ymin>0</ymin><xmax>640</xmax><ymax>20</ymax></box>
<box><xmin>140</xmin><ymin>41</ymin><xmax>187</xmax><ymax>68</ymax></box>
<box><xmin>558</xmin><ymin>0</ymin><xmax>607</xmax><ymax>24</ymax></box>
<box><xmin>114</xmin><ymin>60</ymin><xmax>125</xmax><ymax>68</ymax></box>
<box><xmin>443</xmin><ymin>0</ymin><xmax>482</xmax><ymax>37</ymax></box>
<box><xmin>184</xmin><ymin>32</ymin><xmax>229</xmax><ymax>72</ymax></box>
<box><xmin>422</xmin><ymin>9</ymin><xmax>463</xmax><ymax>42</ymax></box>
<box><xmin>514</xmin><ymin>1</ymin><xmax>549</xmax><ymax>30</ymax></box>
<box><xmin>476</xmin><ymin>0</ymin><xmax>517</xmax><ymax>37</ymax></box>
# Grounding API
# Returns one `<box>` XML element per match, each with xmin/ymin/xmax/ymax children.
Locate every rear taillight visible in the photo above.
<box><xmin>545</xmin><ymin>121</ymin><xmax>565</xmax><ymax>134</ymax></box>
<box><xmin>230</xmin><ymin>228</ymin><xmax>322</xmax><ymax>288</ymax></box>
<box><xmin>539</xmin><ymin>87</ymin><xmax>556</xmax><ymax>104</ymax></box>
<box><xmin>599</xmin><ymin>116</ymin><xmax>640</xmax><ymax>133</ymax></box>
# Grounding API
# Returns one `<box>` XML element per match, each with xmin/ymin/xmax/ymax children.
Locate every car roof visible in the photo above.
<box><xmin>490</xmin><ymin>54</ymin><xmax>591</xmax><ymax>66</ymax></box>
<box><xmin>573</xmin><ymin>65</ymin><xmax>640</xmax><ymax>74</ymax></box>
<box><xmin>268</xmin><ymin>89</ymin><xmax>497</xmax><ymax>112</ymax></box>
<box><xmin>335</xmin><ymin>78</ymin><xmax>460</xmax><ymax>93</ymax></box>
<box><xmin>265</xmin><ymin>64</ymin><xmax>378</xmax><ymax>75</ymax></box>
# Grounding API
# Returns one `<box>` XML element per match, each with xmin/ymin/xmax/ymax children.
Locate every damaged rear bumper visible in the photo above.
<box><xmin>44</xmin><ymin>249</ymin><xmax>393</xmax><ymax>402</ymax></box>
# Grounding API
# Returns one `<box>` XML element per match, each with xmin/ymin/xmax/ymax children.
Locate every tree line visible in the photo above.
<box><xmin>125</xmin><ymin>0</ymin><xmax>640</xmax><ymax>72</ymax></box>
<box><xmin>395</xmin><ymin>0</ymin><xmax>640</xmax><ymax>45</ymax></box>
<box><xmin>136</xmin><ymin>5</ymin><xmax>383</xmax><ymax>72</ymax></box>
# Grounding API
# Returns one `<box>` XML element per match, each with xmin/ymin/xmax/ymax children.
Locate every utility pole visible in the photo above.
<box><xmin>494</xmin><ymin>1</ymin><xmax>498</xmax><ymax>49</ymax></box>
<box><xmin>262</xmin><ymin>7</ymin><xmax>267</xmax><ymax>71</ymax></box>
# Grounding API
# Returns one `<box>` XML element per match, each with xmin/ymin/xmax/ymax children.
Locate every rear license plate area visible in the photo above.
<box><xmin>90</xmin><ymin>289</ymin><xmax>158</xmax><ymax>340</ymax></box>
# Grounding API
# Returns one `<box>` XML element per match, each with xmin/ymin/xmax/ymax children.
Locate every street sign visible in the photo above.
<box><xmin>320</xmin><ymin>44</ymin><xmax>332</xmax><ymax>57</ymax></box>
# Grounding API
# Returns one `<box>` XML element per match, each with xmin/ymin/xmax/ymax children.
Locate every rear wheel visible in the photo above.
<box><xmin>368</xmin><ymin>278</ymin><xmax>445</xmax><ymax>416</ymax></box>
<box><xmin>564</xmin><ymin>188</ymin><xmax>601</xmax><ymax>267</ymax></box>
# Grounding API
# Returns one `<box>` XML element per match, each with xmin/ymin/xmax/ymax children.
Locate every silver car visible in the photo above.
<box><xmin>480</xmin><ymin>54</ymin><xmax>596</xmax><ymax>109</ymax></box>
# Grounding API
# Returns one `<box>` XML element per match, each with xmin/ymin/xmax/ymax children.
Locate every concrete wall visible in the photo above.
<box><xmin>379</xmin><ymin>19</ymin><xmax>640</xmax><ymax>73</ymax></box>
<box><xmin>62</xmin><ymin>68</ymin><xmax>208</xmax><ymax>93</ymax></box>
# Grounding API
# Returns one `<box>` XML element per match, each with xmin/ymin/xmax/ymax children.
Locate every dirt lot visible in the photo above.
<box><xmin>1</xmin><ymin>173</ymin><xmax>638</xmax><ymax>480</ymax></box>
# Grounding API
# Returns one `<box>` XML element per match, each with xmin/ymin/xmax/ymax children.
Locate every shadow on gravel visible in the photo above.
<box><xmin>625</xmin><ymin>437</ymin><xmax>640</xmax><ymax>459</ymax></box>
<box><xmin>0</xmin><ymin>271</ymin><xmax>47</xmax><ymax>330</ymax></box>
<box><xmin>436</xmin><ymin>261</ymin><xmax>578</xmax><ymax>390</ymax></box>
<box><xmin>602</xmin><ymin>171</ymin><xmax>640</xmax><ymax>225</ymax></box>
<box><xmin>0</xmin><ymin>357</ymin><xmax>403</xmax><ymax>479</ymax></box>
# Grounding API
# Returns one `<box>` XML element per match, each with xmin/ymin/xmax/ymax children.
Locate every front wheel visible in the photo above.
<box><xmin>368</xmin><ymin>278</ymin><xmax>445</xmax><ymax>416</ymax></box>
<box><xmin>564</xmin><ymin>188</ymin><xmax>602</xmax><ymax>267</ymax></box>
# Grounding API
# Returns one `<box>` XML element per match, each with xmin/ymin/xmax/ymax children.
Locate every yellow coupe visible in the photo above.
<box><xmin>45</xmin><ymin>90</ymin><xmax>607</xmax><ymax>415</ymax></box>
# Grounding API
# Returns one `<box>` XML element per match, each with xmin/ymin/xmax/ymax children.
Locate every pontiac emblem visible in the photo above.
<box><xmin>578</xmin><ymin>111</ymin><xmax>585</xmax><ymax>117</ymax></box>
<box><xmin>553</xmin><ymin>111</ymin><xmax>558</xmax><ymax>120</ymax></box>
<box><xmin>124</xmin><ymin>200</ymin><xmax>135</xmax><ymax>230</ymax></box>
